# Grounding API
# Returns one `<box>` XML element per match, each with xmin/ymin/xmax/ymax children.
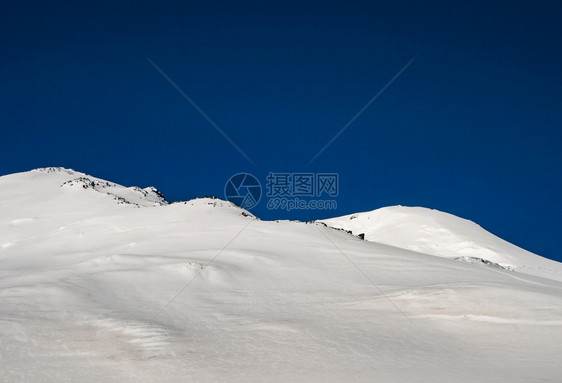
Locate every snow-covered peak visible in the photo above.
<box><xmin>1</xmin><ymin>167</ymin><xmax>167</xmax><ymax>208</ymax></box>
<box><xmin>32</xmin><ymin>166</ymin><xmax>77</xmax><ymax>175</ymax></box>
<box><xmin>321</xmin><ymin>205</ymin><xmax>562</xmax><ymax>280</ymax></box>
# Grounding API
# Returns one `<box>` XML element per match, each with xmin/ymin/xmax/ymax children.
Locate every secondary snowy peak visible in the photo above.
<box><xmin>173</xmin><ymin>196</ymin><xmax>256</xmax><ymax>216</ymax></box>
<box><xmin>321</xmin><ymin>206</ymin><xmax>562</xmax><ymax>281</ymax></box>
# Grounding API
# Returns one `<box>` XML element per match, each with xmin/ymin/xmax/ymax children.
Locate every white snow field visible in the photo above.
<box><xmin>1</xmin><ymin>168</ymin><xmax>561</xmax><ymax>382</ymax></box>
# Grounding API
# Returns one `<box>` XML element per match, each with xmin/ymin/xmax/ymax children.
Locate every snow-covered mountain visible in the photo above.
<box><xmin>1</xmin><ymin>168</ymin><xmax>561</xmax><ymax>383</ymax></box>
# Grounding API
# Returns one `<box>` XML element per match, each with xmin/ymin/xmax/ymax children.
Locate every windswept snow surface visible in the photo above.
<box><xmin>1</xmin><ymin>168</ymin><xmax>561</xmax><ymax>382</ymax></box>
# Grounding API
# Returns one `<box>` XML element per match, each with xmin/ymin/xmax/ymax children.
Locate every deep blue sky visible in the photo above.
<box><xmin>1</xmin><ymin>1</ymin><xmax>561</xmax><ymax>261</ymax></box>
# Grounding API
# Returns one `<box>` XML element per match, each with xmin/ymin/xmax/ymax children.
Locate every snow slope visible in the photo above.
<box><xmin>1</xmin><ymin>168</ymin><xmax>561</xmax><ymax>383</ymax></box>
